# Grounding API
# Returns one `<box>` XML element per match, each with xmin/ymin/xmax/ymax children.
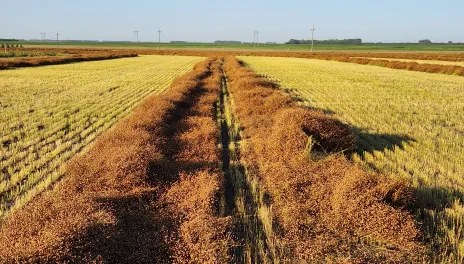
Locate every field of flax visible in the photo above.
<box><xmin>1</xmin><ymin>50</ymin><xmax>460</xmax><ymax>263</ymax></box>
<box><xmin>0</xmin><ymin>57</ymin><xmax>234</xmax><ymax>263</ymax></box>
<box><xmin>21</xmin><ymin>48</ymin><xmax>464</xmax><ymax>76</ymax></box>
<box><xmin>0</xmin><ymin>49</ymin><xmax>137</xmax><ymax>70</ymax></box>
<box><xmin>240</xmin><ymin>55</ymin><xmax>464</xmax><ymax>262</ymax></box>
<box><xmin>0</xmin><ymin>55</ymin><xmax>204</xmax><ymax>218</ymax></box>
<box><xmin>352</xmin><ymin>57</ymin><xmax>464</xmax><ymax>67</ymax></box>
<box><xmin>222</xmin><ymin>56</ymin><xmax>426</xmax><ymax>263</ymax></box>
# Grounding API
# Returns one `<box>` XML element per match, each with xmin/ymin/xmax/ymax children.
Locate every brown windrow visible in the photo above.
<box><xmin>6</xmin><ymin>47</ymin><xmax>464</xmax><ymax>75</ymax></box>
<box><xmin>144</xmin><ymin>49</ymin><xmax>464</xmax><ymax>76</ymax></box>
<box><xmin>0</xmin><ymin>57</ymin><xmax>233</xmax><ymax>263</ymax></box>
<box><xmin>222</xmin><ymin>55</ymin><xmax>427</xmax><ymax>263</ymax></box>
<box><xmin>0</xmin><ymin>53</ymin><xmax>433</xmax><ymax>263</ymax></box>
<box><xmin>0</xmin><ymin>51</ymin><xmax>137</xmax><ymax>70</ymax></box>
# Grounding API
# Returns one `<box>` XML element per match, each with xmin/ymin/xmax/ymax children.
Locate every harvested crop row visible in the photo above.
<box><xmin>335</xmin><ymin>56</ymin><xmax>464</xmax><ymax>75</ymax></box>
<box><xmin>161</xmin><ymin>58</ymin><xmax>232</xmax><ymax>263</ymax></box>
<box><xmin>18</xmin><ymin>47</ymin><xmax>464</xmax><ymax>76</ymax></box>
<box><xmin>218</xmin><ymin>61</ymin><xmax>276</xmax><ymax>263</ymax></box>
<box><xmin>0</xmin><ymin>51</ymin><xmax>137</xmax><ymax>70</ymax></box>
<box><xmin>344</xmin><ymin>52</ymin><xmax>464</xmax><ymax>62</ymax></box>
<box><xmin>0</xmin><ymin>57</ymin><xmax>231</xmax><ymax>263</ymax></box>
<box><xmin>0</xmin><ymin>55</ymin><xmax>203</xmax><ymax>218</ymax></box>
<box><xmin>142</xmin><ymin>49</ymin><xmax>464</xmax><ymax>76</ymax></box>
<box><xmin>223</xmin><ymin>56</ymin><xmax>426</xmax><ymax>262</ymax></box>
<box><xmin>351</xmin><ymin>57</ymin><xmax>464</xmax><ymax>67</ymax></box>
<box><xmin>26</xmin><ymin>47</ymin><xmax>464</xmax><ymax>61</ymax></box>
<box><xmin>240</xmin><ymin>55</ymin><xmax>464</xmax><ymax>262</ymax></box>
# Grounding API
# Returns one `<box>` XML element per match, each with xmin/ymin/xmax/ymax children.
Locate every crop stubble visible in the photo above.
<box><xmin>0</xmin><ymin>53</ymin><xmax>437</xmax><ymax>262</ymax></box>
<box><xmin>0</xmin><ymin>55</ymin><xmax>203</xmax><ymax>218</ymax></box>
<box><xmin>11</xmin><ymin>47</ymin><xmax>464</xmax><ymax>76</ymax></box>
<box><xmin>240</xmin><ymin>55</ymin><xmax>464</xmax><ymax>262</ymax></box>
<box><xmin>0</xmin><ymin>57</ymin><xmax>236</xmax><ymax>262</ymax></box>
<box><xmin>222</xmin><ymin>56</ymin><xmax>425</xmax><ymax>262</ymax></box>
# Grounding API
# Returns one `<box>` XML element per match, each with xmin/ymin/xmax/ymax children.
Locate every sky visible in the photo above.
<box><xmin>2</xmin><ymin>0</ymin><xmax>463</xmax><ymax>43</ymax></box>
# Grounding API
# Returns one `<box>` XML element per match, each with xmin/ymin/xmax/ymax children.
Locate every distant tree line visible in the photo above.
<box><xmin>417</xmin><ymin>39</ymin><xmax>463</xmax><ymax>45</ymax></box>
<box><xmin>214</xmin><ymin>40</ymin><xmax>242</xmax><ymax>44</ymax></box>
<box><xmin>286</xmin><ymin>38</ymin><xmax>363</xmax><ymax>45</ymax></box>
<box><xmin>0</xmin><ymin>39</ymin><xmax>19</xmax><ymax>42</ymax></box>
<box><xmin>418</xmin><ymin>39</ymin><xmax>433</xmax><ymax>45</ymax></box>
<box><xmin>286</xmin><ymin>38</ymin><xmax>464</xmax><ymax>46</ymax></box>
<box><xmin>170</xmin><ymin>41</ymin><xmax>188</xmax><ymax>44</ymax></box>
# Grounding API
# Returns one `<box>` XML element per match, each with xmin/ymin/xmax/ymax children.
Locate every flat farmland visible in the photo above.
<box><xmin>1</xmin><ymin>51</ymin><xmax>464</xmax><ymax>262</ymax></box>
<box><xmin>0</xmin><ymin>55</ymin><xmax>204</xmax><ymax>216</ymax></box>
<box><xmin>240</xmin><ymin>56</ymin><xmax>464</xmax><ymax>260</ymax></box>
<box><xmin>354</xmin><ymin>57</ymin><xmax>464</xmax><ymax>66</ymax></box>
<box><xmin>240</xmin><ymin>56</ymin><xmax>464</xmax><ymax>188</ymax></box>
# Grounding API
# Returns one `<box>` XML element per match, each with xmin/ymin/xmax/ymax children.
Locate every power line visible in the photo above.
<box><xmin>40</xmin><ymin>32</ymin><xmax>46</xmax><ymax>42</ymax></box>
<box><xmin>311</xmin><ymin>24</ymin><xmax>316</xmax><ymax>52</ymax></box>
<box><xmin>56</xmin><ymin>31</ymin><xmax>60</xmax><ymax>42</ymax></box>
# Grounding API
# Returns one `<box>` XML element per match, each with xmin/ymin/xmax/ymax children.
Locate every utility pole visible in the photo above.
<box><xmin>40</xmin><ymin>32</ymin><xmax>46</xmax><ymax>42</ymax></box>
<box><xmin>253</xmin><ymin>30</ymin><xmax>259</xmax><ymax>47</ymax></box>
<box><xmin>158</xmin><ymin>28</ymin><xmax>162</xmax><ymax>49</ymax></box>
<box><xmin>133</xmin><ymin>30</ymin><xmax>139</xmax><ymax>43</ymax></box>
<box><xmin>311</xmin><ymin>24</ymin><xmax>316</xmax><ymax>52</ymax></box>
<box><xmin>253</xmin><ymin>30</ymin><xmax>256</xmax><ymax>47</ymax></box>
<box><xmin>56</xmin><ymin>31</ymin><xmax>59</xmax><ymax>42</ymax></box>
<box><xmin>256</xmin><ymin>30</ymin><xmax>259</xmax><ymax>47</ymax></box>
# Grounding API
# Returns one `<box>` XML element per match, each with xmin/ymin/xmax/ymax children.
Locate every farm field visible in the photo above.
<box><xmin>11</xmin><ymin>47</ymin><xmax>464</xmax><ymax>77</ymax></box>
<box><xmin>239</xmin><ymin>56</ymin><xmax>464</xmax><ymax>185</ymax></box>
<box><xmin>0</xmin><ymin>50</ymin><xmax>59</xmax><ymax>58</ymax></box>
<box><xmin>354</xmin><ymin>57</ymin><xmax>464</xmax><ymax>66</ymax></box>
<box><xmin>3</xmin><ymin>0</ymin><xmax>464</xmax><ymax>262</ymax></box>
<box><xmin>348</xmin><ymin>52</ymin><xmax>464</xmax><ymax>62</ymax></box>
<box><xmin>9</xmin><ymin>40</ymin><xmax>464</xmax><ymax>51</ymax></box>
<box><xmin>239</xmin><ymin>55</ymin><xmax>464</xmax><ymax>261</ymax></box>
<box><xmin>0</xmin><ymin>55</ymin><xmax>428</xmax><ymax>263</ymax></box>
<box><xmin>1</xmin><ymin>50</ymin><xmax>464</xmax><ymax>263</ymax></box>
<box><xmin>0</xmin><ymin>55</ymin><xmax>204</xmax><ymax>217</ymax></box>
<box><xmin>0</xmin><ymin>49</ymin><xmax>137</xmax><ymax>70</ymax></box>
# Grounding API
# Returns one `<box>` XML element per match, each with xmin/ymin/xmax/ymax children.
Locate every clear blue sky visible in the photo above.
<box><xmin>2</xmin><ymin>0</ymin><xmax>463</xmax><ymax>43</ymax></box>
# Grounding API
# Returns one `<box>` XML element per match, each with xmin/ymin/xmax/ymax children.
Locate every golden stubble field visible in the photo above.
<box><xmin>1</xmin><ymin>50</ymin><xmax>464</xmax><ymax>262</ymax></box>
<box><xmin>240</xmin><ymin>55</ymin><xmax>464</xmax><ymax>262</ymax></box>
<box><xmin>0</xmin><ymin>55</ymin><xmax>204</xmax><ymax>217</ymax></box>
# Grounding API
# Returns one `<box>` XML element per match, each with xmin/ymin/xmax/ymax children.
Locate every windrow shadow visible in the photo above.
<box><xmin>283</xmin><ymin>91</ymin><xmax>464</xmax><ymax>261</ymax></box>
<box><xmin>65</xmin><ymin>191</ymin><xmax>174</xmax><ymax>263</ymax></box>
<box><xmin>285</xmin><ymin>97</ymin><xmax>417</xmax><ymax>157</ymax></box>
<box><xmin>413</xmin><ymin>184</ymin><xmax>464</xmax><ymax>261</ymax></box>
<box><xmin>352</xmin><ymin>126</ymin><xmax>416</xmax><ymax>156</ymax></box>
<box><xmin>218</xmin><ymin>68</ymin><xmax>276</xmax><ymax>263</ymax></box>
<box><xmin>147</xmin><ymin>85</ymin><xmax>211</xmax><ymax>185</ymax></box>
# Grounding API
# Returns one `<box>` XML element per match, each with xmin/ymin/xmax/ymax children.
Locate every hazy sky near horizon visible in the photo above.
<box><xmin>3</xmin><ymin>0</ymin><xmax>463</xmax><ymax>43</ymax></box>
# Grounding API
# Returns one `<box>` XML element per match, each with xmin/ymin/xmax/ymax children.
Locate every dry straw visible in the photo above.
<box><xmin>223</xmin><ymin>55</ymin><xmax>426</xmax><ymax>262</ymax></box>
